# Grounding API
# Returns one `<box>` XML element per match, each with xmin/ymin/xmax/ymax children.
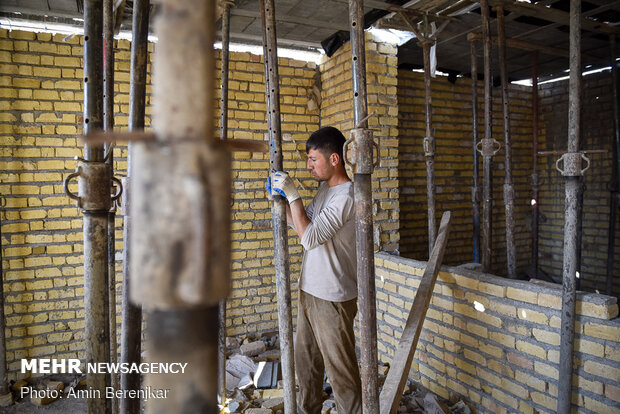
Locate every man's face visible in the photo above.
<box><xmin>307</xmin><ymin>148</ymin><xmax>333</xmax><ymax>181</ymax></box>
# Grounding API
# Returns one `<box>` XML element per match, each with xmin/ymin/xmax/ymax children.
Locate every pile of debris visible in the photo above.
<box><xmin>220</xmin><ymin>334</ymin><xmax>472</xmax><ymax>414</ymax></box>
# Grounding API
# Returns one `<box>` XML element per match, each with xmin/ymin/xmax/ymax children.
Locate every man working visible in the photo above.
<box><xmin>267</xmin><ymin>126</ymin><xmax>362</xmax><ymax>414</ymax></box>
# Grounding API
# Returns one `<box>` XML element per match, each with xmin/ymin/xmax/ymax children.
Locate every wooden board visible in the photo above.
<box><xmin>379</xmin><ymin>211</ymin><xmax>452</xmax><ymax>414</ymax></box>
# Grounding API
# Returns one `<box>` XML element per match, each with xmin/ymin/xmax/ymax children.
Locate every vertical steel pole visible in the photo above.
<box><xmin>480</xmin><ymin>0</ymin><xmax>494</xmax><ymax>273</ymax></box>
<box><xmin>531</xmin><ymin>52</ymin><xmax>539</xmax><ymax>279</ymax></box>
<box><xmin>348</xmin><ymin>0</ymin><xmax>379</xmax><ymax>413</ymax></box>
<box><xmin>259</xmin><ymin>2</ymin><xmax>297</xmax><ymax>412</ymax></box>
<box><xmin>0</xmin><ymin>204</ymin><xmax>8</xmax><ymax>398</ymax></box>
<box><xmin>103</xmin><ymin>2</ymin><xmax>119</xmax><ymax>413</ymax></box>
<box><xmin>422</xmin><ymin>38</ymin><xmax>436</xmax><ymax>256</ymax></box>
<box><xmin>133</xmin><ymin>0</ymin><xmax>222</xmax><ymax>412</ymax></box>
<box><xmin>608</xmin><ymin>35</ymin><xmax>619</xmax><ymax>296</ymax></box>
<box><xmin>83</xmin><ymin>1</ymin><xmax>112</xmax><ymax>412</ymax></box>
<box><xmin>497</xmin><ymin>7</ymin><xmax>516</xmax><ymax>278</ymax></box>
<box><xmin>558</xmin><ymin>0</ymin><xmax>582</xmax><ymax>411</ymax></box>
<box><xmin>471</xmin><ymin>41</ymin><xmax>481</xmax><ymax>264</ymax></box>
<box><xmin>120</xmin><ymin>1</ymin><xmax>148</xmax><ymax>413</ymax></box>
<box><xmin>218</xmin><ymin>1</ymin><xmax>232</xmax><ymax>403</ymax></box>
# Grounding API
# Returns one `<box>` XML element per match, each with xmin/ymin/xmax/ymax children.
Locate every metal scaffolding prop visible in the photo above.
<box><xmin>479</xmin><ymin>0</ymin><xmax>499</xmax><ymax>272</ymax></box>
<box><xmin>396</xmin><ymin>14</ymin><xmax>449</xmax><ymax>257</ymax></box>
<box><xmin>531</xmin><ymin>52</ymin><xmax>539</xmax><ymax>279</ymax></box>
<box><xmin>558</xmin><ymin>0</ymin><xmax>589</xmax><ymax>411</ymax></box>
<box><xmin>496</xmin><ymin>7</ymin><xmax>516</xmax><ymax>278</ymax></box>
<box><xmin>218</xmin><ymin>0</ymin><xmax>233</xmax><ymax>403</ymax></box>
<box><xmin>260</xmin><ymin>1</ymin><xmax>297</xmax><ymax>412</ymax></box>
<box><xmin>0</xmin><ymin>200</ymin><xmax>11</xmax><ymax>406</ymax></box>
<box><xmin>607</xmin><ymin>34</ymin><xmax>619</xmax><ymax>296</ymax></box>
<box><xmin>345</xmin><ymin>0</ymin><xmax>379</xmax><ymax>412</ymax></box>
<box><xmin>103</xmin><ymin>2</ymin><xmax>120</xmax><ymax>413</ymax></box>
<box><xmin>63</xmin><ymin>0</ymin><xmax>115</xmax><ymax>412</ymax></box>
<box><xmin>415</xmin><ymin>23</ymin><xmax>437</xmax><ymax>255</ymax></box>
<box><xmin>121</xmin><ymin>0</ymin><xmax>268</xmax><ymax>411</ymax></box>
<box><xmin>120</xmin><ymin>0</ymin><xmax>148</xmax><ymax>413</ymax></box>
<box><xmin>470</xmin><ymin>42</ymin><xmax>481</xmax><ymax>264</ymax></box>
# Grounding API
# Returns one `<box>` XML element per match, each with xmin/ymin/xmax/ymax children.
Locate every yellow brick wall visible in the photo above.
<box><xmin>319</xmin><ymin>33</ymin><xmax>400</xmax><ymax>252</ymax></box>
<box><xmin>538</xmin><ymin>72</ymin><xmax>620</xmax><ymax>297</ymax></box>
<box><xmin>398</xmin><ymin>70</ymin><xmax>535</xmax><ymax>274</ymax></box>
<box><xmin>1</xmin><ymin>28</ymin><xmax>405</xmax><ymax>377</ymax></box>
<box><xmin>222</xmin><ymin>51</ymin><xmax>319</xmax><ymax>336</ymax></box>
<box><xmin>375</xmin><ymin>252</ymin><xmax>620</xmax><ymax>414</ymax></box>
<box><xmin>0</xmin><ymin>28</ymin><xmax>323</xmax><ymax>376</ymax></box>
<box><xmin>0</xmin><ymin>29</ymin><xmax>142</xmax><ymax>376</ymax></box>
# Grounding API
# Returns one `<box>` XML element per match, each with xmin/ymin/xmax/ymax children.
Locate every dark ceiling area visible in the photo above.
<box><xmin>0</xmin><ymin>0</ymin><xmax>619</xmax><ymax>82</ymax></box>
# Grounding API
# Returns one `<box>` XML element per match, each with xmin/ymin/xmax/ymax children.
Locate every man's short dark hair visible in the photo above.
<box><xmin>306</xmin><ymin>126</ymin><xmax>346</xmax><ymax>166</ymax></box>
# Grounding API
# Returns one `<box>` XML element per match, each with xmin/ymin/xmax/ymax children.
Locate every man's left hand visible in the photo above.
<box><xmin>271</xmin><ymin>171</ymin><xmax>301</xmax><ymax>204</ymax></box>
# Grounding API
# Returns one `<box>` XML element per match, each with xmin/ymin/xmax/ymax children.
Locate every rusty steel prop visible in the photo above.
<box><xmin>259</xmin><ymin>0</ymin><xmax>297</xmax><ymax>412</ymax></box>
<box><xmin>346</xmin><ymin>0</ymin><xmax>379</xmax><ymax>412</ymax></box>
<box><xmin>558</xmin><ymin>0</ymin><xmax>588</xmax><ymax>411</ymax></box>
<box><xmin>471</xmin><ymin>41</ymin><xmax>481</xmax><ymax>264</ymax></box>
<box><xmin>497</xmin><ymin>6</ymin><xmax>517</xmax><ymax>278</ymax></box>
<box><xmin>531</xmin><ymin>52</ymin><xmax>539</xmax><ymax>279</ymax></box>
<box><xmin>103</xmin><ymin>1</ymin><xmax>120</xmax><ymax>412</ymax></box>
<box><xmin>127</xmin><ymin>0</ymin><xmax>227</xmax><ymax>412</ymax></box>
<box><xmin>218</xmin><ymin>0</ymin><xmax>233</xmax><ymax>404</ymax></box>
<box><xmin>119</xmin><ymin>0</ymin><xmax>149</xmax><ymax>413</ymax></box>
<box><xmin>62</xmin><ymin>1</ymin><xmax>116</xmax><ymax>412</ymax></box>
<box><xmin>0</xmin><ymin>199</ymin><xmax>9</xmax><ymax>401</ymax></box>
<box><xmin>479</xmin><ymin>0</ymin><xmax>498</xmax><ymax>273</ymax></box>
<box><xmin>607</xmin><ymin>34</ymin><xmax>619</xmax><ymax>296</ymax></box>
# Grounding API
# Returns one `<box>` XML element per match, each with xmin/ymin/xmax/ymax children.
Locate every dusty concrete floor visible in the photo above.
<box><xmin>2</xmin><ymin>395</ymin><xmax>87</xmax><ymax>414</ymax></box>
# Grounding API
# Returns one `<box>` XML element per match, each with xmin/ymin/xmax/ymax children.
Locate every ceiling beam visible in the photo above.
<box><xmin>467</xmin><ymin>32</ymin><xmax>570</xmax><ymax>58</ymax></box>
<box><xmin>0</xmin><ymin>6</ymin><xmax>80</xmax><ymax>20</ymax></box>
<box><xmin>227</xmin><ymin>31</ymin><xmax>322</xmax><ymax>50</ymax></box>
<box><xmin>230</xmin><ymin>8</ymin><xmax>349</xmax><ymax>31</ymax></box>
<box><xmin>489</xmin><ymin>0</ymin><xmax>620</xmax><ymax>35</ymax></box>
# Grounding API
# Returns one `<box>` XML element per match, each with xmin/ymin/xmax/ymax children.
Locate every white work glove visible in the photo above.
<box><xmin>270</xmin><ymin>171</ymin><xmax>301</xmax><ymax>204</ymax></box>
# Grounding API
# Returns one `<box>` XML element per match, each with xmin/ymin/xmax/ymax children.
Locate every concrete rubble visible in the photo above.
<box><xmin>220</xmin><ymin>335</ymin><xmax>472</xmax><ymax>414</ymax></box>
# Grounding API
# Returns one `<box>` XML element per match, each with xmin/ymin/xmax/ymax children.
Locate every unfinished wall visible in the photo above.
<box><xmin>538</xmin><ymin>71</ymin><xmax>620</xmax><ymax>298</ymax></box>
<box><xmin>0</xmin><ymin>27</ymin><xmax>405</xmax><ymax>377</ymax></box>
<box><xmin>398</xmin><ymin>70</ymin><xmax>535</xmax><ymax>275</ymax></box>
<box><xmin>375</xmin><ymin>252</ymin><xmax>620</xmax><ymax>414</ymax></box>
<box><xmin>319</xmin><ymin>33</ymin><xmax>400</xmax><ymax>252</ymax></box>
<box><xmin>0</xmin><ymin>27</ymin><xmax>322</xmax><ymax>376</ymax></box>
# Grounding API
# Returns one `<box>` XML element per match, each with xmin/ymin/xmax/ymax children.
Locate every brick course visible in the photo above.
<box><xmin>538</xmin><ymin>72</ymin><xmax>620</xmax><ymax>298</ymax></box>
<box><xmin>0</xmin><ymin>28</ymin><xmax>402</xmax><ymax>377</ymax></box>
<box><xmin>375</xmin><ymin>252</ymin><xmax>620</xmax><ymax>414</ymax></box>
<box><xmin>398</xmin><ymin>70</ymin><xmax>535</xmax><ymax>274</ymax></box>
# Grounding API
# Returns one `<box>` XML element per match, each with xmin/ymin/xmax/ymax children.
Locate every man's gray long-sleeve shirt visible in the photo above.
<box><xmin>299</xmin><ymin>181</ymin><xmax>357</xmax><ymax>302</ymax></box>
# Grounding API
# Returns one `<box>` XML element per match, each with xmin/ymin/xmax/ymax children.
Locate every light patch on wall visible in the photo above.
<box><xmin>531</xmin><ymin>199</ymin><xmax>537</xmax><ymax>206</ymax></box>
<box><xmin>0</xmin><ymin>17</ymin><xmax>322</xmax><ymax>63</ymax></box>
<box><xmin>368</xmin><ymin>27</ymin><xmax>415</xmax><ymax>46</ymax></box>
<box><xmin>213</xmin><ymin>41</ymin><xmax>323</xmax><ymax>64</ymax></box>
<box><xmin>513</xmin><ymin>66</ymin><xmax>613</xmax><ymax>87</ymax></box>
<box><xmin>473</xmin><ymin>301</ymin><xmax>486</xmax><ymax>312</ymax></box>
<box><xmin>520</xmin><ymin>309</ymin><xmax>527</xmax><ymax>319</ymax></box>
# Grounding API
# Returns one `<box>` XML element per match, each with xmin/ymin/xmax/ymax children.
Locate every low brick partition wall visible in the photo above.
<box><xmin>375</xmin><ymin>252</ymin><xmax>620</xmax><ymax>414</ymax></box>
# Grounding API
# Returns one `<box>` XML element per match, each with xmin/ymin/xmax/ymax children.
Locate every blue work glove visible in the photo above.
<box><xmin>269</xmin><ymin>171</ymin><xmax>301</xmax><ymax>204</ymax></box>
<box><xmin>266</xmin><ymin>173</ymin><xmax>287</xmax><ymax>199</ymax></box>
